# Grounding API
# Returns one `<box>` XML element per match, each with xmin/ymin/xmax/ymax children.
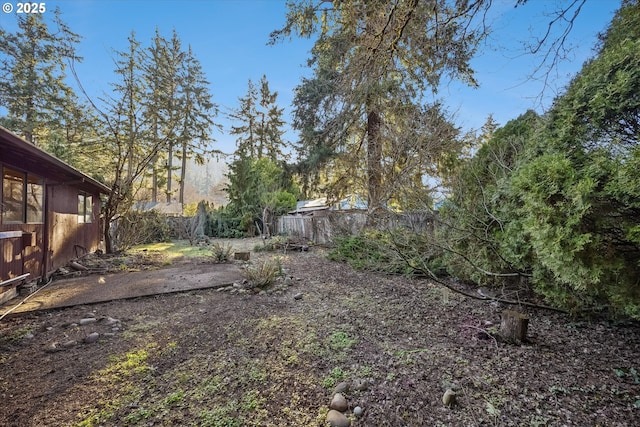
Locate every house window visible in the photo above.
<box><xmin>1</xmin><ymin>167</ymin><xmax>43</xmax><ymax>224</ymax></box>
<box><xmin>26</xmin><ymin>175</ymin><xmax>43</xmax><ymax>223</ymax></box>
<box><xmin>78</xmin><ymin>193</ymin><xmax>93</xmax><ymax>224</ymax></box>
<box><xmin>2</xmin><ymin>168</ymin><xmax>24</xmax><ymax>224</ymax></box>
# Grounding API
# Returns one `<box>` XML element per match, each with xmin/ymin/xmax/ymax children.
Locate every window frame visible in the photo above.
<box><xmin>78</xmin><ymin>193</ymin><xmax>93</xmax><ymax>224</ymax></box>
<box><xmin>1</xmin><ymin>166</ymin><xmax>44</xmax><ymax>225</ymax></box>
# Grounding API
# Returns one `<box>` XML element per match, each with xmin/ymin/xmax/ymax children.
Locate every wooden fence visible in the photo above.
<box><xmin>275</xmin><ymin>210</ymin><xmax>435</xmax><ymax>244</ymax></box>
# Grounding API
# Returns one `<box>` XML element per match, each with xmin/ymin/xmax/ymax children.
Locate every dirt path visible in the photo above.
<box><xmin>1</xmin><ymin>248</ymin><xmax>639</xmax><ymax>426</ymax></box>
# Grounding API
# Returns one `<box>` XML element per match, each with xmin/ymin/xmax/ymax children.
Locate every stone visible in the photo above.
<box><xmin>442</xmin><ymin>389</ymin><xmax>456</xmax><ymax>406</ymax></box>
<box><xmin>353</xmin><ymin>406</ymin><xmax>363</xmax><ymax>417</ymax></box>
<box><xmin>294</xmin><ymin>292</ymin><xmax>304</xmax><ymax>300</ymax></box>
<box><xmin>352</xmin><ymin>378</ymin><xmax>369</xmax><ymax>391</ymax></box>
<box><xmin>334</xmin><ymin>382</ymin><xmax>349</xmax><ymax>394</ymax></box>
<box><xmin>326</xmin><ymin>409</ymin><xmax>351</xmax><ymax>427</ymax></box>
<box><xmin>84</xmin><ymin>332</ymin><xmax>100</xmax><ymax>344</ymax></box>
<box><xmin>103</xmin><ymin>317</ymin><xmax>120</xmax><ymax>326</ymax></box>
<box><xmin>330</xmin><ymin>393</ymin><xmax>348</xmax><ymax>412</ymax></box>
<box><xmin>62</xmin><ymin>340</ymin><xmax>77</xmax><ymax>348</ymax></box>
<box><xmin>45</xmin><ymin>342</ymin><xmax>60</xmax><ymax>353</ymax></box>
<box><xmin>79</xmin><ymin>318</ymin><xmax>97</xmax><ymax>326</ymax></box>
<box><xmin>23</xmin><ymin>332</ymin><xmax>34</xmax><ymax>339</ymax></box>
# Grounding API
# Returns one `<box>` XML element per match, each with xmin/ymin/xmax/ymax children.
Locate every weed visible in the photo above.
<box><xmin>328</xmin><ymin>331</ymin><xmax>357</xmax><ymax>351</ymax></box>
<box><xmin>164</xmin><ymin>390</ymin><xmax>185</xmax><ymax>405</ymax></box>
<box><xmin>240</xmin><ymin>389</ymin><xmax>264</xmax><ymax>411</ymax></box>
<box><xmin>0</xmin><ymin>327</ymin><xmax>32</xmax><ymax>345</ymax></box>
<box><xmin>124</xmin><ymin>407</ymin><xmax>152</xmax><ymax>424</ymax></box>
<box><xmin>242</xmin><ymin>257</ymin><xmax>283</xmax><ymax>288</ymax></box>
<box><xmin>248</xmin><ymin>364</ymin><xmax>268</xmax><ymax>383</ymax></box>
<box><xmin>199</xmin><ymin>403</ymin><xmax>242</xmax><ymax>427</ymax></box>
<box><xmin>210</xmin><ymin>243</ymin><xmax>233</xmax><ymax>263</ymax></box>
<box><xmin>99</xmin><ymin>348</ymin><xmax>152</xmax><ymax>382</ymax></box>
<box><xmin>323</xmin><ymin>367</ymin><xmax>347</xmax><ymax>388</ymax></box>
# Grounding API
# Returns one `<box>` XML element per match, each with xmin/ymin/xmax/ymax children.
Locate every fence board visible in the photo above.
<box><xmin>276</xmin><ymin>210</ymin><xmax>435</xmax><ymax>244</ymax></box>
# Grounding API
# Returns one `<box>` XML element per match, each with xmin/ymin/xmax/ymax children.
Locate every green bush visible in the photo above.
<box><xmin>206</xmin><ymin>207</ymin><xmax>245</xmax><ymax>238</ymax></box>
<box><xmin>328</xmin><ymin>229</ymin><xmax>430</xmax><ymax>275</ymax></box>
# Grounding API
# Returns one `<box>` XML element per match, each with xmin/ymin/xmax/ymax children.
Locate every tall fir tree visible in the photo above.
<box><xmin>0</xmin><ymin>8</ymin><xmax>83</xmax><ymax>145</ymax></box>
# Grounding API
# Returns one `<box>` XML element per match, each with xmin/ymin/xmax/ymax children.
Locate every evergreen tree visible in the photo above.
<box><xmin>229</xmin><ymin>75</ymin><xmax>288</xmax><ymax>160</ymax></box>
<box><xmin>276</xmin><ymin>0</ymin><xmax>482</xmax><ymax>215</ymax></box>
<box><xmin>0</xmin><ymin>8</ymin><xmax>82</xmax><ymax>145</ymax></box>
<box><xmin>176</xmin><ymin>45</ymin><xmax>221</xmax><ymax>204</ymax></box>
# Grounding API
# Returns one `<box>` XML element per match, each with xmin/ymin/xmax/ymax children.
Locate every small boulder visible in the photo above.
<box><xmin>353</xmin><ymin>406</ymin><xmax>364</xmax><ymax>417</ymax></box>
<box><xmin>103</xmin><ymin>317</ymin><xmax>120</xmax><ymax>327</ymax></box>
<box><xmin>352</xmin><ymin>378</ymin><xmax>369</xmax><ymax>391</ymax></box>
<box><xmin>333</xmin><ymin>382</ymin><xmax>349</xmax><ymax>394</ymax></box>
<box><xmin>442</xmin><ymin>388</ymin><xmax>456</xmax><ymax>406</ymax></box>
<box><xmin>330</xmin><ymin>393</ymin><xmax>348</xmax><ymax>412</ymax></box>
<box><xmin>84</xmin><ymin>332</ymin><xmax>100</xmax><ymax>344</ymax></box>
<box><xmin>79</xmin><ymin>318</ymin><xmax>97</xmax><ymax>326</ymax></box>
<box><xmin>326</xmin><ymin>409</ymin><xmax>351</xmax><ymax>427</ymax></box>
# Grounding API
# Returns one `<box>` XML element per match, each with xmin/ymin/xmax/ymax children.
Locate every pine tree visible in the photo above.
<box><xmin>275</xmin><ymin>0</ymin><xmax>483</xmax><ymax>215</ymax></box>
<box><xmin>229</xmin><ymin>75</ymin><xmax>288</xmax><ymax>160</ymax></box>
<box><xmin>176</xmin><ymin>45</ymin><xmax>220</xmax><ymax>204</ymax></box>
<box><xmin>229</xmin><ymin>79</ymin><xmax>259</xmax><ymax>158</ymax></box>
<box><xmin>0</xmin><ymin>8</ymin><xmax>82</xmax><ymax>145</ymax></box>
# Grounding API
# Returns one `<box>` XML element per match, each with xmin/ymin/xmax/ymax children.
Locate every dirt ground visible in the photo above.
<box><xmin>1</xmin><ymin>239</ymin><xmax>639</xmax><ymax>427</ymax></box>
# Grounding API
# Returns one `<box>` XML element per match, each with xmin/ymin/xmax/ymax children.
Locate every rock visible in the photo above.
<box><xmin>61</xmin><ymin>340</ymin><xmax>77</xmax><ymax>348</ymax></box>
<box><xmin>103</xmin><ymin>317</ymin><xmax>120</xmax><ymax>326</ymax></box>
<box><xmin>23</xmin><ymin>332</ymin><xmax>34</xmax><ymax>339</ymax></box>
<box><xmin>442</xmin><ymin>388</ymin><xmax>456</xmax><ymax>406</ymax></box>
<box><xmin>84</xmin><ymin>332</ymin><xmax>100</xmax><ymax>344</ymax></box>
<box><xmin>326</xmin><ymin>409</ymin><xmax>351</xmax><ymax>427</ymax></box>
<box><xmin>45</xmin><ymin>342</ymin><xmax>60</xmax><ymax>353</ymax></box>
<box><xmin>353</xmin><ymin>406</ymin><xmax>363</xmax><ymax>417</ymax></box>
<box><xmin>352</xmin><ymin>378</ymin><xmax>369</xmax><ymax>391</ymax></box>
<box><xmin>330</xmin><ymin>393</ymin><xmax>348</xmax><ymax>412</ymax></box>
<box><xmin>79</xmin><ymin>318</ymin><xmax>97</xmax><ymax>326</ymax></box>
<box><xmin>84</xmin><ymin>312</ymin><xmax>96</xmax><ymax>318</ymax></box>
<box><xmin>334</xmin><ymin>382</ymin><xmax>349</xmax><ymax>394</ymax></box>
<box><xmin>294</xmin><ymin>292</ymin><xmax>303</xmax><ymax>300</ymax></box>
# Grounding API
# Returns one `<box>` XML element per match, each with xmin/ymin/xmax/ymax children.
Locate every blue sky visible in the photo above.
<box><xmin>0</xmin><ymin>0</ymin><xmax>621</xmax><ymax>154</ymax></box>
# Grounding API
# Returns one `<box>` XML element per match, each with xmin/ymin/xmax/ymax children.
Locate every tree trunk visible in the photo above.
<box><xmin>166</xmin><ymin>143</ymin><xmax>173</xmax><ymax>203</ymax></box>
<box><xmin>151</xmin><ymin>155</ymin><xmax>158</xmax><ymax>203</ymax></box>
<box><xmin>500</xmin><ymin>310</ymin><xmax>529</xmax><ymax>343</ymax></box>
<box><xmin>367</xmin><ymin>108</ymin><xmax>383</xmax><ymax>218</ymax></box>
<box><xmin>179</xmin><ymin>140</ymin><xmax>187</xmax><ymax>205</ymax></box>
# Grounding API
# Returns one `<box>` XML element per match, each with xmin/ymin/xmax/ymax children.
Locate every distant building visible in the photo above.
<box><xmin>0</xmin><ymin>126</ymin><xmax>110</xmax><ymax>301</ymax></box>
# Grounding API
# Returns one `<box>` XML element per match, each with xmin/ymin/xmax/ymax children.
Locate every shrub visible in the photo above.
<box><xmin>242</xmin><ymin>258</ymin><xmax>283</xmax><ymax>289</ymax></box>
<box><xmin>210</xmin><ymin>243</ymin><xmax>233</xmax><ymax>263</ymax></box>
<box><xmin>113</xmin><ymin>210</ymin><xmax>172</xmax><ymax>251</ymax></box>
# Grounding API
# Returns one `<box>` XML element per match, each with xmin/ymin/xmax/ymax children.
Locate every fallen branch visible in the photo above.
<box><xmin>387</xmin><ymin>237</ymin><xmax>568</xmax><ymax>314</ymax></box>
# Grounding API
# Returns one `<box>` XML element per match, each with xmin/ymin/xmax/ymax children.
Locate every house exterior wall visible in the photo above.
<box><xmin>47</xmin><ymin>185</ymin><xmax>102</xmax><ymax>272</ymax></box>
<box><xmin>0</xmin><ymin>224</ymin><xmax>44</xmax><ymax>281</ymax></box>
<box><xmin>1</xmin><ymin>127</ymin><xmax>109</xmax><ymax>283</ymax></box>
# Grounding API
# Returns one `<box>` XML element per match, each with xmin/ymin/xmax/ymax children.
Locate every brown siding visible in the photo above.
<box><xmin>0</xmin><ymin>224</ymin><xmax>43</xmax><ymax>282</ymax></box>
<box><xmin>47</xmin><ymin>185</ymin><xmax>101</xmax><ymax>272</ymax></box>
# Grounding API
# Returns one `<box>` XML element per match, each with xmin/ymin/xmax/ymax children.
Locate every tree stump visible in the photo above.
<box><xmin>234</xmin><ymin>252</ymin><xmax>250</xmax><ymax>261</ymax></box>
<box><xmin>500</xmin><ymin>310</ymin><xmax>529</xmax><ymax>343</ymax></box>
